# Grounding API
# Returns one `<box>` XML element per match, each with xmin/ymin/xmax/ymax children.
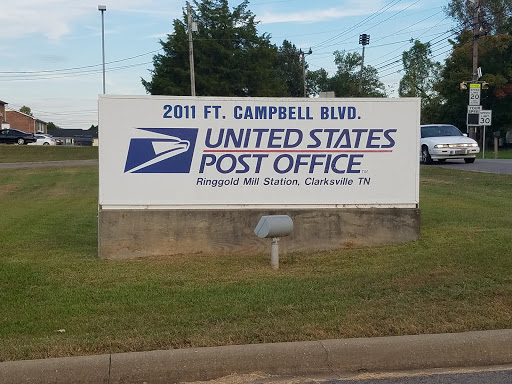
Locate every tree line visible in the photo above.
<box><xmin>142</xmin><ymin>0</ymin><xmax>512</xmax><ymax>135</ymax></box>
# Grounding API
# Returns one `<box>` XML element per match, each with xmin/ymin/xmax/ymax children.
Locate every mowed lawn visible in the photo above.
<box><xmin>0</xmin><ymin>145</ymin><xmax>97</xmax><ymax>163</ymax></box>
<box><xmin>0</xmin><ymin>162</ymin><xmax>511</xmax><ymax>361</ymax></box>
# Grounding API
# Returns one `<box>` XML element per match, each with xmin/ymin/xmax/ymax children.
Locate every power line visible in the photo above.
<box><xmin>0</xmin><ymin>50</ymin><xmax>160</xmax><ymax>75</ymax></box>
<box><xmin>378</xmin><ymin>45</ymin><xmax>452</xmax><ymax>78</ymax></box>
<box><xmin>0</xmin><ymin>62</ymin><xmax>152</xmax><ymax>81</ymax></box>
<box><xmin>313</xmin><ymin>0</ymin><xmax>425</xmax><ymax>55</ymax></box>
<box><xmin>311</xmin><ymin>0</ymin><xmax>403</xmax><ymax>51</ymax></box>
<box><xmin>371</xmin><ymin>29</ymin><xmax>456</xmax><ymax>71</ymax></box>
<box><xmin>368</xmin><ymin>21</ymin><xmax>454</xmax><ymax>69</ymax></box>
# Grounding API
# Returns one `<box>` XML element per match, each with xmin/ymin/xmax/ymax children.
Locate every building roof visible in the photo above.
<box><xmin>0</xmin><ymin>100</ymin><xmax>7</xmax><ymax>105</ymax></box>
<box><xmin>6</xmin><ymin>108</ymin><xmax>47</xmax><ymax>124</ymax></box>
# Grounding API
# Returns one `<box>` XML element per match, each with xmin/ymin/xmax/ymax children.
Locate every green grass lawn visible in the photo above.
<box><xmin>0</xmin><ymin>145</ymin><xmax>98</xmax><ymax>163</ymax></box>
<box><xmin>0</xmin><ymin>164</ymin><xmax>511</xmax><ymax>361</ymax></box>
<box><xmin>479</xmin><ymin>146</ymin><xmax>512</xmax><ymax>159</ymax></box>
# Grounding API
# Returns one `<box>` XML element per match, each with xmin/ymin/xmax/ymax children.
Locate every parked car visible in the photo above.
<box><xmin>73</xmin><ymin>135</ymin><xmax>93</xmax><ymax>146</ymax></box>
<box><xmin>28</xmin><ymin>134</ymin><xmax>57</xmax><ymax>146</ymax></box>
<box><xmin>420</xmin><ymin>124</ymin><xmax>480</xmax><ymax>164</ymax></box>
<box><xmin>0</xmin><ymin>129</ymin><xmax>37</xmax><ymax>145</ymax></box>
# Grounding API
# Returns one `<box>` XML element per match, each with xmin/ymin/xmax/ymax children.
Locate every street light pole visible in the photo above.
<box><xmin>98</xmin><ymin>5</ymin><xmax>107</xmax><ymax>94</ymax></box>
<box><xmin>187</xmin><ymin>2</ymin><xmax>196</xmax><ymax>96</ymax></box>
<box><xmin>358</xmin><ymin>34</ymin><xmax>370</xmax><ymax>96</ymax></box>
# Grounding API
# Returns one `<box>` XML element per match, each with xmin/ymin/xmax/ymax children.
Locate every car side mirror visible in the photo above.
<box><xmin>463</xmin><ymin>133</ymin><xmax>468</xmax><ymax>137</ymax></box>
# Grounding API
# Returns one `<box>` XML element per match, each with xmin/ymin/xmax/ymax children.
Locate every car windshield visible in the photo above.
<box><xmin>421</xmin><ymin>125</ymin><xmax>463</xmax><ymax>138</ymax></box>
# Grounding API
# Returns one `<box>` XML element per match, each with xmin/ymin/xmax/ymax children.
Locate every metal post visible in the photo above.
<box><xmin>270</xmin><ymin>237</ymin><xmax>279</xmax><ymax>270</ymax></box>
<box><xmin>482</xmin><ymin>125</ymin><xmax>486</xmax><ymax>159</ymax></box>
<box><xmin>359</xmin><ymin>45</ymin><xmax>366</xmax><ymax>95</ymax></box>
<box><xmin>187</xmin><ymin>2</ymin><xmax>196</xmax><ymax>96</ymax></box>
<box><xmin>358</xmin><ymin>34</ymin><xmax>370</xmax><ymax>96</ymax></box>
<box><xmin>98</xmin><ymin>5</ymin><xmax>106</xmax><ymax>94</ymax></box>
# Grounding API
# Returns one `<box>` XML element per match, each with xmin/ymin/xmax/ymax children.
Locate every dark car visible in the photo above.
<box><xmin>73</xmin><ymin>135</ymin><xmax>93</xmax><ymax>146</ymax></box>
<box><xmin>0</xmin><ymin>129</ymin><xmax>37</xmax><ymax>145</ymax></box>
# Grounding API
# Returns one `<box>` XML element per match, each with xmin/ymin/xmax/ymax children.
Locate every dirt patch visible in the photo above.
<box><xmin>0</xmin><ymin>184</ymin><xmax>17</xmax><ymax>195</ymax></box>
<box><xmin>181</xmin><ymin>372</ymin><xmax>329</xmax><ymax>384</ymax></box>
<box><xmin>420</xmin><ymin>178</ymin><xmax>454</xmax><ymax>185</ymax></box>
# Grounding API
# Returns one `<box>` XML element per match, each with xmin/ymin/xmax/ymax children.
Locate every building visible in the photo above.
<box><xmin>5</xmin><ymin>109</ymin><xmax>47</xmax><ymax>134</ymax></box>
<box><xmin>0</xmin><ymin>100</ymin><xmax>7</xmax><ymax>128</ymax></box>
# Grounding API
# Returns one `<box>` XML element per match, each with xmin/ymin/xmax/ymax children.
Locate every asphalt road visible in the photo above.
<box><xmin>252</xmin><ymin>366</ymin><xmax>512</xmax><ymax>384</ymax></box>
<box><xmin>316</xmin><ymin>368</ymin><xmax>512</xmax><ymax>384</ymax></box>
<box><xmin>430</xmin><ymin>158</ymin><xmax>512</xmax><ymax>175</ymax></box>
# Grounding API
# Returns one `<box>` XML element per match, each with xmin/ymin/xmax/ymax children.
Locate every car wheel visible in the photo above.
<box><xmin>464</xmin><ymin>158</ymin><xmax>476</xmax><ymax>164</ymax></box>
<box><xmin>43</xmin><ymin>142</ymin><xmax>50</xmax><ymax>145</ymax></box>
<box><xmin>17</xmin><ymin>138</ymin><xmax>25</xmax><ymax>145</ymax></box>
<box><xmin>421</xmin><ymin>146</ymin><xmax>432</xmax><ymax>164</ymax></box>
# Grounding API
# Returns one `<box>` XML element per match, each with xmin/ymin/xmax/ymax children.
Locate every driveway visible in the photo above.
<box><xmin>431</xmin><ymin>159</ymin><xmax>512</xmax><ymax>175</ymax></box>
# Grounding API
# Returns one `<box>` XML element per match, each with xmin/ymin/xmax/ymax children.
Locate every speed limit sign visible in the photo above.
<box><xmin>469</xmin><ymin>84</ymin><xmax>481</xmax><ymax>105</ymax></box>
<box><xmin>479</xmin><ymin>110</ymin><xmax>492</xmax><ymax>126</ymax></box>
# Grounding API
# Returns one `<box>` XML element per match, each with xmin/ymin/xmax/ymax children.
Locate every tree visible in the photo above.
<box><xmin>328</xmin><ymin>51</ymin><xmax>386</xmax><ymax>97</ymax></box>
<box><xmin>47</xmin><ymin>122</ymin><xmax>61</xmax><ymax>130</ymax></box>
<box><xmin>20</xmin><ymin>106</ymin><xmax>33</xmax><ymax>116</ymax></box>
<box><xmin>142</xmin><ymin>0</ymin><xmax>287</xmax><ymax>97</ymax></box>
<box><xmin>431</xmin><ymin>29</ymin><xmax>512</xmax><ymax>134</ymax></box>
<box><xmin>306</xmin><ymin>68</ymin><xmax>330</xmax><ymax>97</ymax></box>
<box><xmin>446</xmin><ymin>0</ymin><xmax>512</xmax><ymax>35</ymax></box>
<box><xmin>399</xmin><ymin>41</ymin><xmax>441</xmax><ymax>99</ymax></box>
<box><xmin>398</xmin><ymin>41</ymin><xmax>442</xmax><ymax>123</ymax></box>
<box><xmin>277</xmin><ymin>40</ymin><xmax>304</xmax><ymax>97</ymax></box>
<box><xmin>89</xmin><ymin>124</ymin><xmax>98</xmax><ymax>132</ymax></box>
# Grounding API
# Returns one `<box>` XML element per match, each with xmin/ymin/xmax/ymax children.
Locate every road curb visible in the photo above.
<box><xmin>1</xmin><ymin>329</ymin><xmax>512</xmax><ymax>384</ymax></box>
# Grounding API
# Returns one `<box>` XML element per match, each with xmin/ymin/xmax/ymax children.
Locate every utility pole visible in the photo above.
<box><xmin>472</xmin><ymin>0</ymin><xmax>479</xmax><ymax>82</ymax></box>
<box><xmin>187</xmin><ymin>2</ymin><xmax>196</xmax><ymax>96</ymax></box>
<box><xmin>358</xmin><ymin>34</ymin><xmax>370</xmax><ymax>96</ymax></box>
<box><xmin>470</xmin><ymin>0</ymin><xmax>480</xmax><ymax>138</ymax></box>
<box><xmin>299</xmin><ymin>48</ymin><xmax>312</xmax><ymax>97</ymax></box>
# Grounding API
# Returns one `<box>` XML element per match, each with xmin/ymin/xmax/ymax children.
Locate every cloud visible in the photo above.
<box><xmin>258</xmin><ymin>7</ymin><xmax>370</xmax><ymax>25</ymax></box>
<box><xmin>0</xmin><ymin>0</ymin><xmax>162</xmax><ymax>41</ymax></box>
<box><xmin>256</xmin><ymin>1</ymin><xmax>422</xmax><ymax>25</ymax></box>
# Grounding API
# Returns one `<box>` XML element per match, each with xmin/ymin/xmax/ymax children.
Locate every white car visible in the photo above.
<box><xmin>28</xmin><ymin>134</ymin><xmax>57</xmax><ymax>146</ymax></box>
<box><xmin>420</xmin><ymin>124</ymin><xmax>480</xmax><ymax>164</ymax></box>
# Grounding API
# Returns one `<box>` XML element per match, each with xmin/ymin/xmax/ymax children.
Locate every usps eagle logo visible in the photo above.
<box><xmin>124</xmin><ymin>128</ymin><xmax>198</xmax><ymax>173</ymax></box>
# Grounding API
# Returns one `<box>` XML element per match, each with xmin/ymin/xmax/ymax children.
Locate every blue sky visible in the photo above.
<box><xmin>0</xmin><ymin>0</ymin><xmax>454</xmax><ymax>130</ymax></box>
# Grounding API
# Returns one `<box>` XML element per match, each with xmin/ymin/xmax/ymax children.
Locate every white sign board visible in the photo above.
<box><xmin>479</xmin><ymin>110</ymin><xmax>492</xmax><ymax>126</ymax></box>
<box><xmin>467</xmin><ymin>105</ymin><xmax>482</xmax><ymax>114</ymax></box>
<box><xmin>99</xmin><ymin>96</ymin><xmax>420</xmax><ymax>209</ymax></box>
<box><xmin>469</xmin><ymin>84</ymin><xmax>481</xmax><ymax>106</ymax></box>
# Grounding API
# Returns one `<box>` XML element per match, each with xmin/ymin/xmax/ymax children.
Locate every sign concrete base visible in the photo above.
<box><xmin>98</xmin><ymin>208</ymin><xmax>420</xmax><ymax>259</ymax></box>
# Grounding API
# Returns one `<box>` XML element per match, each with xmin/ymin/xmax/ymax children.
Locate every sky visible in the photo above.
<box><xmin>0</xmin><ymin>0</ymin><xmax>455</xmax><ymax>130</ymax></box>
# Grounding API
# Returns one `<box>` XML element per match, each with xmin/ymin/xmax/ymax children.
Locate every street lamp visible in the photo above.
<box><xmin>98</xmin><ymin>5</ymin><xmax>107</xmax><ymax>94</ymax></box>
